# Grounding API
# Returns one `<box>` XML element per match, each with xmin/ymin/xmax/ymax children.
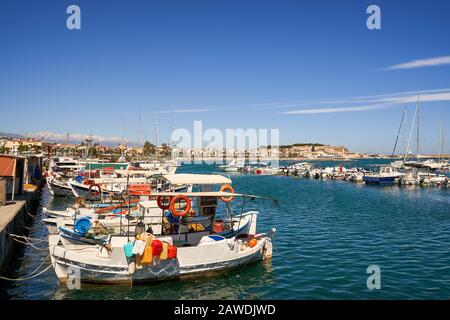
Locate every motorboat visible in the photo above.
<box><xmin>363</xmin><ymin>166</ymin><xmax>403</xmax><ymax>185</ymax></box>
<box><xmin>218</xmin><ymin>159</ymin><xmax>245</xmax><ymax>172</ymax></box>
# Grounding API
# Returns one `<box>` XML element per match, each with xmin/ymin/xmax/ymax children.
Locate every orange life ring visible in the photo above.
<box><xmin>220</xmin><ymin>184</ymin><xmax>235</xmax><ymax>202</ymax></box>
<box><xmin>89</xmin><ymin>184</ymin><xmax>102</xmax><ymax>197</ymax></box>
<box><xmin>169</xmin><ymin>195</ymin><xmax>191</xmax><ymax>217</ymax></box>
<box><xmin>157</xmin><ymin>195</ymin><xmax>172</xmax><ymax>210</ymax></box>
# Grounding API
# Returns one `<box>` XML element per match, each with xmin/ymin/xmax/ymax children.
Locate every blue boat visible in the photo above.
<box><xmin>363</xmin><ymin>166</ymin><xmax>403</xmax><ymax>185</ymax></box>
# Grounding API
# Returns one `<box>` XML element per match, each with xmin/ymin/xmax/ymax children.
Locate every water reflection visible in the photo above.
<box><xmin>53</xmin><ymin>260</ymin><xmax>274</xmax><ymax>300</ymax></box>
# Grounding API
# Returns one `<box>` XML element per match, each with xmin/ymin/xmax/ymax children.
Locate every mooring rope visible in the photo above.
<box><xmin>0</xmin><ymin>264</ymin><xmax>52</xmax><ymax>281</ymax></box>
<box><xmin>0</xmin><ymin>254</ymin><xmax>51</xmax><ymax>281</ymax></box>
<box><xmin>9</xmin><ymin>233</ymin><xmax>48</xmax><ymax>244</ymax></box>
<box><xmin>10</xmin><ymin>237</ymin><xmax>48</xmax><ymax>251</ymax></box>
<box><xmin>9</xmin><ymin>233</ymin><xmax>49</xmax><ymax>251</ymax></box>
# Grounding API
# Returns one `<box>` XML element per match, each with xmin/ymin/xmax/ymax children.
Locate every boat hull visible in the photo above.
<box><xmin>50</xmin><ymin>235</ymin><xmax>272</xmax><ymax>285</ymax></box>
<box><xmin>363</xmin><ymin>176</ymin><xmax>399</xmax><ymax>185</ymax></box>
<box><xmin>47</xmin><ymin>177</ymin><xmax>73</xmax><ymax>197</ymax></box>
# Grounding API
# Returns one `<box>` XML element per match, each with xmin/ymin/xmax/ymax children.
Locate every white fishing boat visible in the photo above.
<box><xmin>390</xmin><ymin>160</ymin><xmax>405</xmax><ymax>169</ymax></box>
<box><xmin>251</xmin><ymin>163</ymin><xmax>278</xmax><ymax>175</ymax></box>
<box><xmin>49</xmin><ymin>230</ymin><xmax>274</xmax><ymax>284</ymax></box>
<box><xmin>49</xmin><ymin>190</ymin><xmax>276</xmax><ymax>284</ymax></box>
<box><xmin>46</xmin><ymin>175</ymin><xmax>73</xmax><ymax>197</ymax></box>
<box><xmin>400</xmin><ymin>170</ymin><xmax>421</xmax><ymax>185</ymax></box>
<box><xmin>46</xmin><ymin>157</ymin><xmax>86</xmax><ymax>197</ymax></box>
<box><xmin>421</xmin><ymin>174</ymin><xmax>448</xmax><ymax>186</ymax></box>
<box><xmin>46</xmin><ymin>174</ymin><xmax>260</xmax><ymax>242</ymax></box>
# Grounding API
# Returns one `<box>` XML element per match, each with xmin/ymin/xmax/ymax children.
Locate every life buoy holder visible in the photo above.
<box><xmin>220</xmin><ymin>184</ymin><xmax>235</xmax><ymax>202</ymax></box>
<box><xmin>157</xmin><ymin>195</ymin><xmax>172</xmax><ymax>210</ymax></box>
<box><xmin>169</xmin><ymin>195</ymin><xmax>191</xmax><ymax>217</ymax></box>
<box><xmin>89</xmin><ymin>184</ymin><xmax>102</xmax><ymax>198</ymax></box>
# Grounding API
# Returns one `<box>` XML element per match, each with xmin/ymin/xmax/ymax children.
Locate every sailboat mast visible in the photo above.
<box><xmin>392</xmin><ymin>108</ymin><xmax>406</xmax><ymax>157</ymax></box>
<box><xmin>440</xmin><ymin>123</ymin><xmax>444</xmax><ymax>164</ymax></box>
<box><xmin>138</xmin><ymin>110</ymin><xmax>143</xmax><ymax>147</ymax></box>
<box><xmin>404</xmin><ymin>103</ymin><xmax>418</xmax><ymax>162</ymax></box>
<box><xmin>154</xmin><ymin>111</ymin><xmax>159</xmax><ymax>158</ymax></box>
<box><xmin>416</xmin><ymin>96</ymin><xmax>420</xmax><ymax>159</ymax></box>
<box><xmin>121</xmin><ymin>117</ymin><xmax>124</xmax><ymax>160</ymax></box>
<box><xmin>170</xmin><ymin>111</ymin><xmax>175</xmax><ymax>148</ymax></box>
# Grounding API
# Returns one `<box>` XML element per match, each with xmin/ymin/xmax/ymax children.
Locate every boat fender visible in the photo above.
<box><xmin>160</xmin><ymin>242</ymin><xmax>169</xmax><ymax>260</ymax></box>
<box><xmin>132</xmin><ymin>240</ymin><xmax>146</xmax><ymax>256</ymax></box>
<box><xmin>141</xmin><ymin>245</ymin><xmax>153</xmax><ymax>264</ymax></box>
<box><xmin>123</xmin><ymin>241</ymin><xmax>135</xmax><ymax>258</ymax></box>
<box><xmin>151</xmin><ymin>239</ymin><xmax>163</xmax><ymax>258</ymax></box>
<box><xmin>167</xmin><ymin>245</ymin><xmax>177</xmax><ymax>259</ymax></box>
<box><xmin>248</xmin><ymin>238</ymin><xmax>258</xmax><ymax>248</ymax></box>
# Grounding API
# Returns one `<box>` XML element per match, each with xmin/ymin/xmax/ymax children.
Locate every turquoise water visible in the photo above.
<box><xmin>2</xmin><ymin>160</ymin><xmax>450</xmax><ymax>299</ymax></box>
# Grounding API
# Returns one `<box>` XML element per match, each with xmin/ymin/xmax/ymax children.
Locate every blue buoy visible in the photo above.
<box><xmin>74</xmin><ymin>217</ymin><xmax>92</xmax><ymax>234</ymax></box>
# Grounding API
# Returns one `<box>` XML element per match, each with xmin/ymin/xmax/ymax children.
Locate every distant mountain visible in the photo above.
<box><xmin>0</xmin><ymin>132</ymin><xmax>25</xmax><ymax>139</ymax></box>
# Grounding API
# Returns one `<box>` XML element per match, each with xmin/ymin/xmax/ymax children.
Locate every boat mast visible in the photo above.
<box><xmin>138</xmin><ymin>110</ymin><xmax>143</xmax><ymax>147</ymax></box>
<box><xmin>404</xmin><ymin>103</ymin><xmax>418</xmax><ymax>162</ymax></box>
<box><xmin>170</xmin><ymin>111</ymin><xmax>175</xmax><ymax>148</ymax></box>
<box><xmin>392</xmin><ymin>108</ymin><xmax>406</xmax><ymax>157</ymax></box>
<box><xmin>439</xmin><ymin>122</ymin><xmax>444</xmax><ymax>164</ymax></box>
<box><xmin>154</xmin><ymin>110</ymin><xmax>159</xmax><ymax>159</ymax></box>
<box><xmin>120</xmin><ymin>117</ymin><xmax>125</xmax><ymax>161</ymax></box>
<box><xmin>416</xmin><ymin>96</ymin><xmax>420</xmax><ymax>159</ymax></box>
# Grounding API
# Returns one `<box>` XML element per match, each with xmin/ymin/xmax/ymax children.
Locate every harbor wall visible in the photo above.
<box><xmin>0</xmin><ymin>185</ymin><xmax>42</xmax><ymax>272</ymax></box>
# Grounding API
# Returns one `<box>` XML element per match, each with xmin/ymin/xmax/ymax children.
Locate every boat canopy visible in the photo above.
<box><xmin>115</xmin><ymin>169</ymin><xmax>165</xmax><ymax>177</ymax></box>
<box><xmin>161</xmin><ymin>174</ymin><xmax>231</xmax><ymax>185</ymax></box>
<box><xmin>143</xmin><ymin>191</ymin><xmax>279</xmax><ymax>204</ymax></box>
<box><xmin>84</xmin><ymin>163</ymin><xmax>129</xmax><ymax>170</ymax></box>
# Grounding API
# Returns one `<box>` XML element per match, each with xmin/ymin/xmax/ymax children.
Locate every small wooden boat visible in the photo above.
<box><xmin>49</xmin><ymin>187</ymin><xmax>277</xmax><ymax>284</ymax></box>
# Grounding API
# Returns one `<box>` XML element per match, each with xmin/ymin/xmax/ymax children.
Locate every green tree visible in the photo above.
<box><xmin>143</xmin><ymin>141</ymin><xmax>156</xmax><ymax>156</ymax></box>
<box><xmin>18</xmin><ymin>143</ymin><xmax>29</xmax><ymax>153</ymax></box>
<box><xmin>33</xmin><ymin>145</ymin><xmax>42</xmax><ymax>153</ymax></box>
<box><xmin>88</xmin><ymin>147</ymin><xmax>98</xmax><ymax>158</ymax></box>
<box><xmin>0</xmin><ymin>145</ymin><xmax>8</xmax><ymax>154</ymax></box>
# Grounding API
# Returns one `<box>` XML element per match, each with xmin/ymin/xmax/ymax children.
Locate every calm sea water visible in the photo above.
<box><xmin>2</xmin><ymin>159</ymin><xmax>450</xmax><ymax>299</ymax></box>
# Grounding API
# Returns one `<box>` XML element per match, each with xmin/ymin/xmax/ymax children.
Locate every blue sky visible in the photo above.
<box><xmin>1</xmin><ymin>0</ymin><xmax>450</xmax><ymax>153</ymax></box>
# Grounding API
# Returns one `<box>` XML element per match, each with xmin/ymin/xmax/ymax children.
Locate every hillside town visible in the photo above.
<box><xmin>0</xmin><ymin>135</ymin><xmax>395</xmax><ymax>161</ymax></box>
